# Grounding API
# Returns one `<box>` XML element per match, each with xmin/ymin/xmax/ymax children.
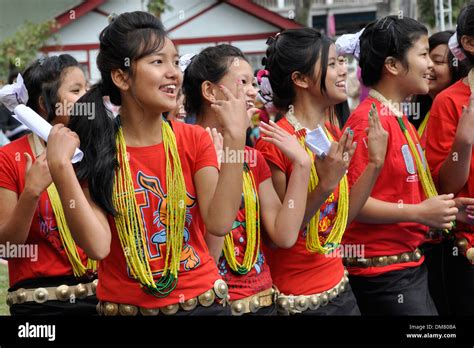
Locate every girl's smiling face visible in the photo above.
<box><xmin>427</xmin><ymin>43</ymin><xmax>451</xmax><ymax>97</ymax></box>
<box><xmin>131</xmin><ymin>37</ymin><xmax>182</xmax><ymax>114</ymax></box>
<box><xmin>398</xmin><ymin>35</ymin><xmax>434</xmax><ymax>96</ymax></box>
<box><xmin>215</xmin><ymin>58</ymin><xmax>258</xmax><ymax>110</ymax></box>
<box><xmin>54</xmin><ymin>66</ymin><xmax>87</xmax><ymax>125</ymax></box>
<box><xmin>308</xmin><ymin>44</ymin><xmax>348</xmax><ymax>106</ymax></box>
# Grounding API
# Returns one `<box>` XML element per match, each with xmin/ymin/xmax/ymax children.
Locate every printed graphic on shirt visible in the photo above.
<box><xmin>37</xmin><ymin>197</ymin><xmax>63</xmax><ymax>253</ymax></box>
<box><xmin>218</xmin><ymin>246</ymin><xmax>265</xmax><ymax>276</ymax></box>
<box><xmin>134</xmin><ymin>171</ymin><xmax>201</xmax><ymax>276</ymax></box>
<box><xmin>218</xmin><ymin>189</ymin><xmax>263</xmax><ymax>276</ymax></box>
<box><xmin>302</xmin><ymin>192</ymin><xmax>338</xmax><ymax>245</ymax></box>
<box><xmin>401</xmin><ymin>144</ymin><xmax>425</xmax><ymax>183</ymax></box>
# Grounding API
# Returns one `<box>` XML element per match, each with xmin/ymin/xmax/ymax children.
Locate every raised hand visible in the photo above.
<box><xmin>314</xmin><ymin>127</ymin><xmax>356</xmax><ymax>192</ymax></box>
<box><xmin>206</xmin><ymin>127</ymin><xmax>224</xmax><ymax>169</ymax></box>
<box><xmin>367</xmin><ymin>102</ymin><xmax>388</xmax><ymax>168</ymax></box>
<box><xmin>24</xmin><ymin>150</ymin><xmax>52</xmax><ymax>197</ymax></box>
<box><xmin>46</xmin><ymin>124</ymin><xmax>80</xmax><ymax>168</ymax></box>
<box><xmin>259</xmin><ymin>120</ymin><xmax>311</xmax><ymax>167</ymax></box>
<box><xmin>210</xmin><ymin>81</ymin><xmax>249</xmax><ymax>140</ymax></box>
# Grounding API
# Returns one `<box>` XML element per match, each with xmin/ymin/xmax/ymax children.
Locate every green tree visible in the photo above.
<box><xmin>418</xmin><ymin>0</ymin><xmax>466</xmax><ymax>29</ymax></box>
<box><xmin>295</xmin><ymin>0</ymin><xmax>312</xmax><ymax>26</ymax></box>
<box><xmin>147</xmin><ymin>0</ymin><xmax>173</xmax><ymax>18</ymax></box>
<box><xmin>0</xmin><ymin>20</ymin><xmax>57</xmax><ymax>84</ymax></box>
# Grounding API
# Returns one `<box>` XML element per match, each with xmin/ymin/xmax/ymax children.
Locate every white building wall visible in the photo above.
<box><xmin>170</xmin><ymin>3</ymin><xmax>278</xmax><ymax>39</ymax></box>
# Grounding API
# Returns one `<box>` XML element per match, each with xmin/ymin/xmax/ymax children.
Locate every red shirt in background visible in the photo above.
<box><xmin>255</xmin><ymin>117</ymin><xmax>344</xmax><ymax>295</ymax></box>
<box><xmin>424</xmin><ymin>80</ymin><xmax>474</xmax><ymax>250</ymax></box>
<box><xmin>97</xmin><ymin>121</ymin><xmax>221</xmax><ymax>308</ymax></box>
<box><xmin>0</xmin><ymin>135</ymin><xmax>88</xmax><ymax>287</ymax></box>
<box><xmin>217</xmin><ymin>147</ymin><xmax>273</xmax><ymax>300</ymax></box>
<box><xmin>343</xmin><ymin>97</ymin><xmax>428</xmax><ymax>277</ymax></box>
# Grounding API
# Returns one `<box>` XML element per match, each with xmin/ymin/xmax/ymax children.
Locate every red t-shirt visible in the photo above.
<box><xmin>255</xmin><ymin>117</ymin><xmax>345</xmax><ymax>295</ymax></box>
<box><xmin>97</xmin><ymin>121</ymin><xmax>221</xmax><ymax>308</ymax></box>
<box><xmin>0</xmin><ymin>135</ymin><xmax>88</xmax><ymax>287</ymax></box>
<box><xmin>425</xmin><ymin>79</ymin><xmax>474</xmax><ymax>250</ymax></box>
<box><xmin>343</xmin><ymin>97</ymin><xmax>428</xmax><ymax>277</ymax></box>
<box><xmin>217</xmin><ymin>147</ymin><xmax>273</xmax><ymax>300</ymax></box>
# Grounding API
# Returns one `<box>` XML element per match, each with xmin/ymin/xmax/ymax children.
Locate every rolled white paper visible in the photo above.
<box><xmin>13</xmin><ymin>104</ymin><xmax>84</xmax><ymax>163</ymax></box>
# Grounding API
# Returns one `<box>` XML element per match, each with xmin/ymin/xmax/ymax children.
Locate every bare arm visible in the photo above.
<box><xmin>204</xmin><ymin>233</ymin><xmax>224</xmax><ymax>263</ymax></box>
<box><xmin>258</xmin><ymin>121</ymin><xmax>312</xmax><ymax>248</ymax></box>
<box><xmin>347</xmin><ymin>102</ymin><xmax>388</xmax><ymax>224</ymax></box>
<box><xmin>356</xmin><ymin>194</ymin><xmax>457</xmax><ymax>230</ymax></box>
<box><xmin>437</xmin><ymin>94</ymin><xmax>474</xmax><ymax>194</ymax></box>
<box><xmin>194</xmin><ymin>136</ymin><xmax>245</xmax><ymax>237</ymax></box>
<box><xmin>0</xmin><ymin>188</ymin><xmax>40</xmax><ymax>244</ymax></box>
<box><xmin>195</xmin><ymin>83</ymin><xmax>250</xmax><ymax>237</ymax></box>
<box><xmin>347</xmin><ymin>162</ymin><xmax>382</xmax><ymax>224</ymax></box>
<box><xmin>437</xmin><ymin>139</ymin><xmax>472</xmax><ymax>194</ymax></box>
<box><xmin>259</xmin><ymin>161</ymin><xmax>310</xmax><ymax>249</ymax></box>
<box><xmin>0</xmin><ymin>151</ymin><xmax>51</xmax><ymax>244</ymax></box>
<box><xmin>47</xmin><ymin>124</ymin><xmax>111</xmax><ymax>260</ymax></box>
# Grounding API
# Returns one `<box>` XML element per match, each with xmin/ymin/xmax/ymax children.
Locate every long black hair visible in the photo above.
<box><xmin>69</xmin><ymin>11</ymin><xmax>167</xmax><ymax>216</ymax></box>
<box><xmin>183</xmin><ymin>44</ymin><xmax>248</xmax><ymax>120</ymax></box>
<box><xmin>23</xmin><ymin>54</ymin><xmax>79</xmax><ymax>122</ymax></box>
<box><xmin>359</xmin><ymin>15</ymin><xmax>428</xmax><ymax>87</ymax></box>
<box><xmin>411</xmin><ymin>30</ymin><xmax>469</xmax><ymax>127</ymax></box>
<box><xmin>263</xmin><ymin>28</ymin><xmax>333</xmax><ymax>112</ymax></box>
<box><xmin>457</xmin><ymin>1</ymin><xmax>474</xmax><ymax>67</ymax></box>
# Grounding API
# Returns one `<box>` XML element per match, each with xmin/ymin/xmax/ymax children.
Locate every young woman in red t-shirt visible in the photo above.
<box><xmin>413</xmin><ymin>30</ymin><xmax>469</xmax><ymax>145</ymax></box>
<box><xmin>182</xmin><ymin>44</ymin><xmax>311</xmax><ymax>315</ymax></box>
<box><xmin>254</xmin><ymin>28</ymin><xmax>389</xmax><ymax>315</ymax></box>
<box><xmin>0</xmin><ymin>55</ymin><xmax>96</xmax><ymax>315</ymax></box>
<box><xmin>341</xmin><ymin>15</ymin><xmax>463</xmax><ymax>315</ymax></box>
<box><xmin>45</xmin><ymin>12</ymin><xmax>250</xmax><ymax>315</ymax></box>
<box><xmin>410</xmin><ymin>30</ymin><xmax>470</xmax><ymax>316</ymax></box>
<box><xmin>424</xmin><ymin>2</ymin><xmax>474</xmax><ymax>316</ymax></box>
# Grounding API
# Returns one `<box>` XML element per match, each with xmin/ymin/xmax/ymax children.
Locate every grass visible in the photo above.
<box><xmin>0</xmin><ymin>261</ymin><xmax>10</xmax><ymax>315</ymax></box>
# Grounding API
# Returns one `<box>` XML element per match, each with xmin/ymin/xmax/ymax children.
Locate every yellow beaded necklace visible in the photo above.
<box><xmin>32</xmin><ymin>134</ymin><xmax>97</xmax><ymax>278</ymax></box>
<box><xmin>222</xmin><ymin>162</ymin><xmax>260</xmax><ymax>275</ymax></box>
<box><xmin>369</xmin><ymin>89</ymin><xmax>438</xmax><ymax>198</ymax></box>
<box><xmin>417</xmin><ymin>111</ymin><xmax>430</xmax><ymax>138</ymax></box>
<box><xmin>113</xmin><ymin>117</ymin><xmax>187</xmax><ymax>297</ymax></box>
<box><xmin>368</xmin><ymin>89</ymin><xmax>455</xmax><ymax>233</ymax></box>
<box><xmin>285</xmin><ymin>111</ymin><xmax>350</xmax><ymax>254</ymax></box>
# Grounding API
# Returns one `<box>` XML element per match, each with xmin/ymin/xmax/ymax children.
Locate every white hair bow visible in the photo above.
<box><xmin>448</xmin><ymin>31</ymin><xmax>467</xmax><ymax>62</ymax></box>
<box><xmin>335</xmin><ymin>28</ymin><xmax>365</xmax><ymax>60</ymax></box>
<box><xmin>179</xmin><ymin>53</ymin><xmax>197</xmax><ymax>73</ymax></box>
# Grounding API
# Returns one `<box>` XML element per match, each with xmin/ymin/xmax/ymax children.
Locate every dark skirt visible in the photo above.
<box><xmin>348</xmin><ymin>263</ymin><xmax>438</xmax><ymax>316</ymax></box>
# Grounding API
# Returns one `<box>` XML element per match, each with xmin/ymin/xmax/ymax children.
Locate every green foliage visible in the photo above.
<box><xmin>418</xmin><ymin>0</ymin><xmax>466</xmax><ymax>29</ymax></box>
<box><xmin>0</xmin><ymin>20</ymin><xmax>57</xmax><ymax>84</ymax></box>
<box><xmin>147</xmin><ymin>0</ymin><xmax>173</xmax><ymax>18</ymax></box>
